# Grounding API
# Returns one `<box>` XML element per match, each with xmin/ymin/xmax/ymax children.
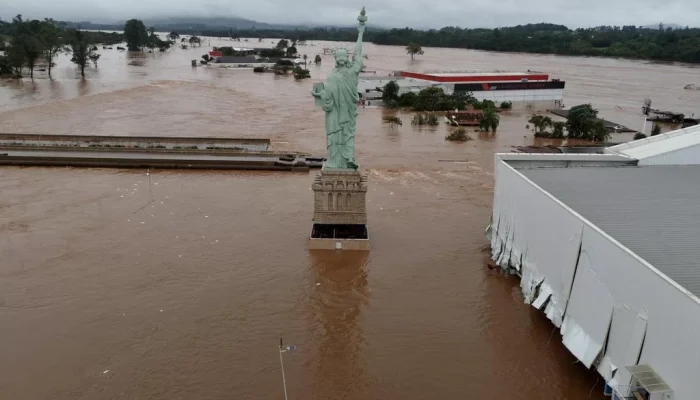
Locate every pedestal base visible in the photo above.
<box><xmin>308</xmin><ymin>224</ymin><xmax>371</xmax><ymax>250</ymax></box>
<box><xmin>309</xmin><ymin>168</ymin><xmax>370</xmax><ymax>250</ymax></box>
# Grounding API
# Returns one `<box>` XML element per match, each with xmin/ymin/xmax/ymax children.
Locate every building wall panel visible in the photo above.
<box><xmin>489</xmin><ymin>157</ymin><xmax>700</xmax><ymax>399</ymax></box>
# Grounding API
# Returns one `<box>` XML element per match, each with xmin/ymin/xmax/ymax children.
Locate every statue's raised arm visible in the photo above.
<box><xmin>353</xmin><ymin>7</ymin><xmax>367</xmax><ymax>70</ymax></box>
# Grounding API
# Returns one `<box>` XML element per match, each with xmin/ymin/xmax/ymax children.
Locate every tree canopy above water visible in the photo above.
<box><xmin>191</xmin><ymin>23</ymin><xmax>700</xmax><ymax>64</ymax></box>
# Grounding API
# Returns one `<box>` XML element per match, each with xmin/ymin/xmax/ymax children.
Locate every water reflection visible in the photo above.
<box><xmin>127</xmin><ymin>51</ymin><xmax>147</xmax><ymax>67</ymax></box>
<box><xmin>308</xmin><ymin>250</ymin><xmax>370</xmax><ymax>400</ymax></box>
<box><xmin>77</xmin><ymin>79</ymin><xmax>90</xmax><ymax>96</ymax></box>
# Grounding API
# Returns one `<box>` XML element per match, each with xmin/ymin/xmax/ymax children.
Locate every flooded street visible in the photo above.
<box><xmin>1</xmin><ymin>38</ymin><xmax>699</xmax><ymax>399</ymax></box>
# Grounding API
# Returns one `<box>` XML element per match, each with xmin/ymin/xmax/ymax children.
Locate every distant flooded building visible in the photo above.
<box><xmin>488</xmin><ymin>125</ymin><xmax>700</xmax><ymax>400</ymax></box>
<box><xmin>357</xmin><ymin>70</ymin><xmax>565</xmax><ymax>107</ymax></box>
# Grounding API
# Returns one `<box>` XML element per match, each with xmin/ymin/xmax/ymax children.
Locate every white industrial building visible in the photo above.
<box><xmin>488</xmin><ymin>124</ymin><xmax>700</xmax><ymax>400</ymax></box>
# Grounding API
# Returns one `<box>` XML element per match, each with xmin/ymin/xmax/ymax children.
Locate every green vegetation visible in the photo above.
<box><xmin>292</xmin><ymin>66</ymin><xmax>310</xmax><ymax>80</ymax></box>
<box><xmin>479</xmin><ymin>107</ymin><xmax>500</xmax><ymax>132</ymax></box>
<box><xmin>40</xmin><ymin>19</ymin><xmax>64</xmax><ymax>78</ymax></box>
<box><xmin>122</xmin><ymin>21</ymin><xmax>173</xmax><ymax>52</ymax></box>
<box><xmin>381</xmin><ymin>80</ymin><xmax>400</xmax><ymax>104</ymax></box>
<box><xmin>566</xmin><ymin>104</ymin><xmax>610</xmax><ymax>142</ymax></box>
<box><xmin>406</xmin><ymin>42</ymin><xmax>424</xmax><ymax>60</ymax></box>
<box><xmin>446</xmin><ymin>128</ymin><xmax>472</xmax><ymax>142</ymax></box>
<box><xmin>529</xmin><ymin>115</ymin><xmax>554</xmax><ymax>136</ymax></box>
<box><xmin>186</xmin><ymin>23</ymin><xmax>700</xmax><ymax>64</ymax></box>
<box><xmin>260</xmin><ymin>48</ymin><xmax>285</xmax><ymax>58</ymax></box>
<box><xmin>527</xmin><ymin>106</ymin><xmax>609</xmax><ymax>141</ymax></box>
<box><xmin>68</xmin><ymin>29</ymin><xmax>100</xmax><ymax>77</ymax></box>
<box><xmin>633</xmin><ymin>132</ymin><xmax>648</xmax><ymax>140</ymax></box>
<box><xmin>382</xmin><ymin>116</ymin><xmax>403</xmax><ymax>129</ymax></box>
<box><xmin>651</xmin><ymin>124</ymin><xmax>662</xmax><ymax>136</ymax></box>
<box><xmin>188</xmin><ymin>36</ymin><xmax>202</xmax><ymax>47</ymax></box>
<box><xmin>124</xmin><ymin>19</ymin><xmax>148</xmax><ymax>51</ymax></box>
<box><xmin>551</xmin><ymin>121</ymin><xmax>566</xmax><ymax>138</ymax></box>
<box><xmin>411</xmin><ymin>112</ymin><xmax>440</xmax><ymax>126</ymax></box>
<box><xmin>0</xmin><ymin>15</ymin><xmax>121</xmax><ymax>79</ymax></box>
<box><xmin>274</xmin><ymin>59</ymin><xmax>294</xmax><ymax>75</ymax></box>
<box><xmin>530</xmin><ymin>107</ymin><xmax>611</xmax><ymax>141</ymax></box>
<box><xmin>5</xmin><ymin>17</ymin><xmax>700</xmax><ymax>63</ymax></box>
<box><xmin>383</xmin><ymin>85</ymin><xmax>473</xmax><ymax>111</ymax></box>
<box><xmin>500</xmin><ymin>101</ymin><xmax>513</xmax><ymax>110</ymax></box>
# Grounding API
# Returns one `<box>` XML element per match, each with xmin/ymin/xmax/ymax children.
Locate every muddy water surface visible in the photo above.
<box><xmin>1</xmin><ymin>37</ymin><xmax>699</xmax><ymax>399</ymax></box>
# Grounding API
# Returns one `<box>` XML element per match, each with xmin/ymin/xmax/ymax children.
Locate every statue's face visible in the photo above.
<box><xmin>334</xmin><ymin>50</ymin><xmax>348</xmax><ymax>67</ymax></box>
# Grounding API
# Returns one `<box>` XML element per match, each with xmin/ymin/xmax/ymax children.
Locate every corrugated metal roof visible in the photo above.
<box><xmin>518</xmin><ymin>165</ymin><xmax>700</xmax><ymax>297</ymax></box>
<box><xmin>606</xmin><ymin>124</ymin><xmax>700</xmax><ymax>160</ymax></box>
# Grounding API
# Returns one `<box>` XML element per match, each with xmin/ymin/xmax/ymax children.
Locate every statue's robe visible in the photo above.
<box><xmin>316</xmin><ymin>57</ymin><xmax>362</xmax><ymax>169</ymax></box>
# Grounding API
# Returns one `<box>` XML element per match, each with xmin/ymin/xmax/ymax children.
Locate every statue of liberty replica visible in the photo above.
<box><xmin>311</xmin><ymin>7</ymin><xmax>367</xmax><ymax>170</ymax></box>
<box><xmin>308</xmin><ymin>8</ymin><xmax>370</xmax><ymax>250</ymax></box>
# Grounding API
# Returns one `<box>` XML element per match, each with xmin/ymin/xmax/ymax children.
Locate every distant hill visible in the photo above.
<box><xmin>61</xmin><ymin>16</ymin><xmax>323</xmax><ymax>32</ymax></box>
<box><xmin>144</xmin><ymin>16</ymin><xmax>283</xmax><ymax>30</ymax></box>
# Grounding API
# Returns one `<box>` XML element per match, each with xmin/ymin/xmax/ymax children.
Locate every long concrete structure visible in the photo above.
<box><xmin>0</xmin><ymin>134</ymin><xmax>323</xmax><ymax>171</ymax></box>
<box><xmin>0</xmin><ymin>149</ymin><xmax>314</xmax><ymax>171</ymax></box>
<box><xmin>488</xmin><ymin>125</ymin><xmax>700</xmax><ymax>400</ymax></box>
<box><xmin>0</xmin><ymin>133</ymin><xmax>271</xmax><ymax>152</ymax></box>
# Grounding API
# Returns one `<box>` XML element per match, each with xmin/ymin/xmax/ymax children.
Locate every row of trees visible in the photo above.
<box><xmin>0</xmin><ymin>16</ymin><xmax>183</xmax><ymax>79</ymax></box>
<box><xmin>529</xmin><ymin>104</ymin><xmax>611</xmax><ymax>142</ymax></box>
<box><xmin>191</xmin><ymin>23</ymin><xmax>700</xmax><ymax>64</ymax></box>
<box><xmin>380</xmin><ymin>84</ymin><xmax>501</xmax><ymax>132</ymax></box>
<box><xmin>0</xmin><ymin>15</ymin><xmax>102</xmax><ymax>78</ymax></box>
<box><xmin>381</xmin><ymin>83</ymin><xmax>472</xmax><ymax>111</ymax></box>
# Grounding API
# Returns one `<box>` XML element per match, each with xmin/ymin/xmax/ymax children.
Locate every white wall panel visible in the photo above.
<box><xmin>490</xmin><ymin>156</ymin><xmax>700</xmax><ymax>399</ymax></box>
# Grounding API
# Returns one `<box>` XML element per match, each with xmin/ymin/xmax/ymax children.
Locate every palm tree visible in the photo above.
<box><xmin>479</xmin><ymin>107</ymin><xmax>500</xmax><ymax>132</ymax></box>
<box><xmin>303</xmin><ymin>54</ymin><xmax>308</xmax><ymax>70</ymax></box>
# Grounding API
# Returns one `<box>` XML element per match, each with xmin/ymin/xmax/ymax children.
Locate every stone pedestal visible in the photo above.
<box><xmin>309</xmin><ymin>168</ymin><xmax>370</xmax><ymax>250</ymax></box>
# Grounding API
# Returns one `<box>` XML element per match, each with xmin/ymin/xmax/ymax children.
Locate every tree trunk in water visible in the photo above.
<box><xmin>48</xmin><ymin>63</ymin><xmax>52</xmax><ymax>79</ymax></box>
<box><xmin>80</xmin><ymin>64</ymin><xmax>85</xmax><ymax>78</ymax></box>
<box><xmin>30</xmin><ymin>67</ymin><xmax>34</xmax><ymax>79</ymax></box>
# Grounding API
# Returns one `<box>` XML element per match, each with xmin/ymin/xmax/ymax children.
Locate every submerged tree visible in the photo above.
<box><xmin>275</xmin><ymin>39</ymin><xmax>289</xmax><ymax>50</ymax></box>
<box><xmin>479</xmin><ymin>106</ymin><xmax>500</xmax><ymax>132</ymax></box>
<box><xmin>13</xmin><ymin>18</ymin><xmax>43</xmax><ymax>79</ymax></box>
<box><xmin>528</xmin><ymin>115</ymin><xmax>553</xmax><ymax>135</ymax></box>
<box><xmin>124</xmin><ymin>19</ymin><xmax>148</xmax><ymax>51</ymax></box>
<box><xmin>382</xmin><ymin>80</ymin><xmax>400</xmax><ymax>104</ymax></box>
<box><xmin>188</xmin><ymin>36</ymin><xmax>202</xmax><ymax>47</ymax></box>
<box><xmin>406</xmin><ymin>42</ymin><xmax>424</xmax><ymax>60</ymax></box>
<box><xmin>566</xmin><ymin>104</ymin><xmax>599</xmax><ymax>140</ymax></box>
<box><xmin>40</xmin><ymin>18</ymin><xmax>65</xmax><ymax>79</ymax></box>
<box><xmin>551</xmin><ymin>121</ymin><xmax>566</xmax><ymax>138</ymax></box>
<box><xmin>68</xmin><ymin>29</ymin><xmax>99</xmax><ymax>77</ymax></box>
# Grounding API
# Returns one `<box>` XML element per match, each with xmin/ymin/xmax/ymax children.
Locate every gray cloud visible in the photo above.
<box><xmin>1</xmin><ymin>0</ymin><xmax>699</xmax><ymax>29</ymax></box>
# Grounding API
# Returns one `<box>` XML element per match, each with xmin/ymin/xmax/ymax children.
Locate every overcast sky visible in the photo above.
<box><xmin>1</xmin><ymin>0</ymin><xmax>699</xmax><ymax>29</ymax></box>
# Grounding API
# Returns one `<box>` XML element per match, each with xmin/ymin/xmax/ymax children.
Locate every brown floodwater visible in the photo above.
<box><xmin>1</xmin><ymin>37</ymin><xmax>699</xmax><ymax>400</ymax></box>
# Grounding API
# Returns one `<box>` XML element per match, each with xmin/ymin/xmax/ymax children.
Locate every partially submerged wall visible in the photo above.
<box><xmin>488</xmin><ymin>156</ymin><xmax>700</xmax><ymax>399</ymax></box>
